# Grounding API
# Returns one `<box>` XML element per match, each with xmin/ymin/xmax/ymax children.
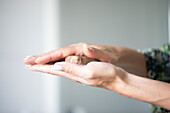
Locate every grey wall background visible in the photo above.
<box><xmin>61</xmin><ymin>0</ymin><xmax>168</xmax><ymax>49</ymax></box>
<box><xmin>0</xmin><ymin>0</ymin><xmax>43</xmax><ymax>113</ymax></box>
<box><xmin>0</xmin><ymin>0</ymin><xmax>169</xmax><ymax>113</ymax></box>
<box><xmin>60</xmin><ymin>0</ymin><xmax>168</xmax><ymax>113</ymax></box>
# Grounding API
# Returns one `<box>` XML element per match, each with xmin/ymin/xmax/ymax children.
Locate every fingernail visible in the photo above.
<box><xmin>35</xmin><ymin>57</ymin><xmax>41</xmax><ymax>63</ymax></box>
<box><xmin>51</xmin><ymin>65</ymin><xmax>63</xmax><ymax>71</ymax></box>
<box><xmin>24</xmin><ymin>56</ymin><xmax>33</xmax><ymax>60</ymax></box>
<box><xmin>87</xmin><ymin>45</ymin><xmax>93</xmax><ymax>51</ymax></box>
<box><xmin>25</xmin><ymin>65</ymin><xmax>32</xmax><ymax>68</ymax></box>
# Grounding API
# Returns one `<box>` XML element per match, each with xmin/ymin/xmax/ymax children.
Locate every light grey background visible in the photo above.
<box><xmin>0</xmin><ymin>0</ymin><xmax>169</xmax><ymax>113</ymax></box>
<box><xmin>0</xmin><ymin>0</ymin><xmax>43</xmax><ymax>113</ymax></box>
<box><xmin>61</xmin><ymin>0</ymin><xmax>168</xmax><ymax>48</ymax></box>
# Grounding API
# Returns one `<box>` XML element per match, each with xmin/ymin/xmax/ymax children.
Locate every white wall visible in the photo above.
<box><xmin>41</xmin><ymin>0</ymin><xmax>61</xmax><ymax>113</ymax></box>
<box><xmin>0</xmin><ymin>0</ymin><xmax>43</xmax><ymax>113</ymax></box>
<box><xmin>60</xmin><ymin>0</ymin><xmax>168</xmax><ymax>113</ymax></box>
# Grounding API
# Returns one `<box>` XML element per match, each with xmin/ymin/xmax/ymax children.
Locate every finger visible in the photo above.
<box><xmin>54</xmin><ymin>62</ymin><xmax>89</xmax><ymax>78</ymax></box>
<box><xmin>35</xmin><ymin>46</ymin><xmax>86</xmax><ymax>64</ymax></box>
<box><xmin>23</xmin><ymin>46</ymin><xmax>77</xmax><ymax>65</ymax></box>
<box><xmin>25</xmin><ymin>64</ymin><xmax>89</xmax><ymax>84</ymax></box>
<box><xmin>23</xmin><ymin>56</ymin><xmax>39</xmax><ymax>65</ymax></box>
<box><xmin>83</xmin><ymin>44</ymin><xmax>111</xmax><ymax>62</ymax></box>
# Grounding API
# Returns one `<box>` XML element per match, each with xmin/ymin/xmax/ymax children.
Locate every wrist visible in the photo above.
<box><xmin>105</xmin><ymin>67</ymin><xmax>129</xmax><ymax>94</ymax></box>
<box><xmin>106</xmin><ymin>71</ymin><xmax>141</xmax><ymax>101</ymax></box>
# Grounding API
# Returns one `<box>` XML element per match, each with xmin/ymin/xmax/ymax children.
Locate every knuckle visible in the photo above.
<box><xmin>107</xmin><ymin>58</ymin><xmax>112</xmax><ymax>63</ymax></box>
<box><xmin>86</xmin><ymin>80</ymin><xmax>97</xmax><ymax>86</ymax></box>
<box><xmin>49</xmin><ymin>55</ymin><xmax>55</xmax><ymax>61</ymax></box>
<box><xmin>78</xmin><ymin>42</ymin><xmax>85</xmax><ymax>45</ymax></box>
<box><xmin>64</xmin><ymin>66</ymin><xmax>74</xmax><ymax>74</ymax></box>
<box><xmin>70</xmin><ymin>42</ymin><xmax>85</xmax><ymax>47</ymax></box>
<box><xmin>78</xmin><ymin>42</ymin><xmax>88</xmax><ymax>46</ymax></box>
<box><xmin>86</xmin><ymin>70</ymin><xmax>95</xmax><ymax>79</ymax></box>
<box><xmin>87</xmin><ymin>82</ymin><xmax>94</xmax><ymax>86</ymax></box>
<box><xmin>70</xmin><ymin>42</ymin><xmax>87</xmax><ymax>48</ymax></box>
<box><xmin>69</xmin><ymin>43</ymin><xmax>76</xmax><ymax>47</ymax></box>
<box><xmin>86</xmin><ymin>80</ymin><xmax>104</xmax><ymax>87</ymax></box>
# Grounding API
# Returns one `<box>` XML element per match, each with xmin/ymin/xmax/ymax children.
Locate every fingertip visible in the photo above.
<box><xmin>23</xmin><ymin>56</ymin><xmax>33</xmax><ymax>63</ymax></box>
<box><xmin>23</xmin><ymin>56</ymin><xmax>33</xmax><ymax>60</ymax></box>
<box><xmin>25</xmin><ymin>64</ymin><xmax>32</xmax><ymax>67</ymax></box>
<box><xmin>23</xmin><ymin>56</ymin><xmax>38</xmax><ymax>65</ymax></box>
<box><xmin>25</xmin><ymin>65</ymin><xmax>30</xmax><ymax>69</ymax></box>
<box><xmin>25</xmin><ymin>64</ymin><xmax>33</xmax><ymax>70</ymax></box>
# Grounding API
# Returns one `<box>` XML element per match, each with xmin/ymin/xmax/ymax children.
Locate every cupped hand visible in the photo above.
<box><xmin>23</xmin><ymin>43</ymin><xmax>118</xmax><ymax>65</ymax></box>
<box><xmin>25</xmin><ymin>61</ymin><xmax>126</xmax><ymax>90</ymax></box>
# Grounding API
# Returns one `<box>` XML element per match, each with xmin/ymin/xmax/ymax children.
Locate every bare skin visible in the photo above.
<box><xmin>23</xmin><ymin>43</ymin><xmax>147</xmax><ymax>76</ymax></box>
<box><xmin>23</xmin><ymin>43</ymin><xmax>170</xmax><ymax>110</ymax></box>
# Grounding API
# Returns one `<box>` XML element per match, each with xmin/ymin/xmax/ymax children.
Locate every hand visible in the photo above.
<box><xmin>23</xmin><ymin>42</ymin><xmax>147</xmax><ymax>77</ymax></box>
<box><xmin>23</xmin><ymin>43</ymin><xmax>118</xmax><ymax>65</ymax></box>
<box><xmin>25</xmin><ymin>61</ymin><xmax>126</xmax><ymax>90</ymax></box>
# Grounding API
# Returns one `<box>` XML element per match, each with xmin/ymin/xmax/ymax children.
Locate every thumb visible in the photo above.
<box><xmin>54</xmin><ymin>62</ymin><xmax>88</xmax><ymax>77</ymax></box>
<box><xmin>83</xmin><ymin>44</ymin><xmax>111</xmax><ymax>62</ymax></box>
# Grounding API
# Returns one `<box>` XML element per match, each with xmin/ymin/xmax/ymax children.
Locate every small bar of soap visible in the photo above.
<box><xmin>65</xmin><ymin>56</ymin><xmax>97</xmax><ymax>65</ymax></box>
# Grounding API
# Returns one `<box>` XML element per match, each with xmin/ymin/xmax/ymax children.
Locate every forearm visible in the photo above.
<box><xmin>112</xmin><ymin>46</ymin><xmax>147</xmax><ymax>77</ymax></box>
<box><xmin>108</xmin><ymin>72</ymin><xmax>170</xmax><ymax>110</ymax></box>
